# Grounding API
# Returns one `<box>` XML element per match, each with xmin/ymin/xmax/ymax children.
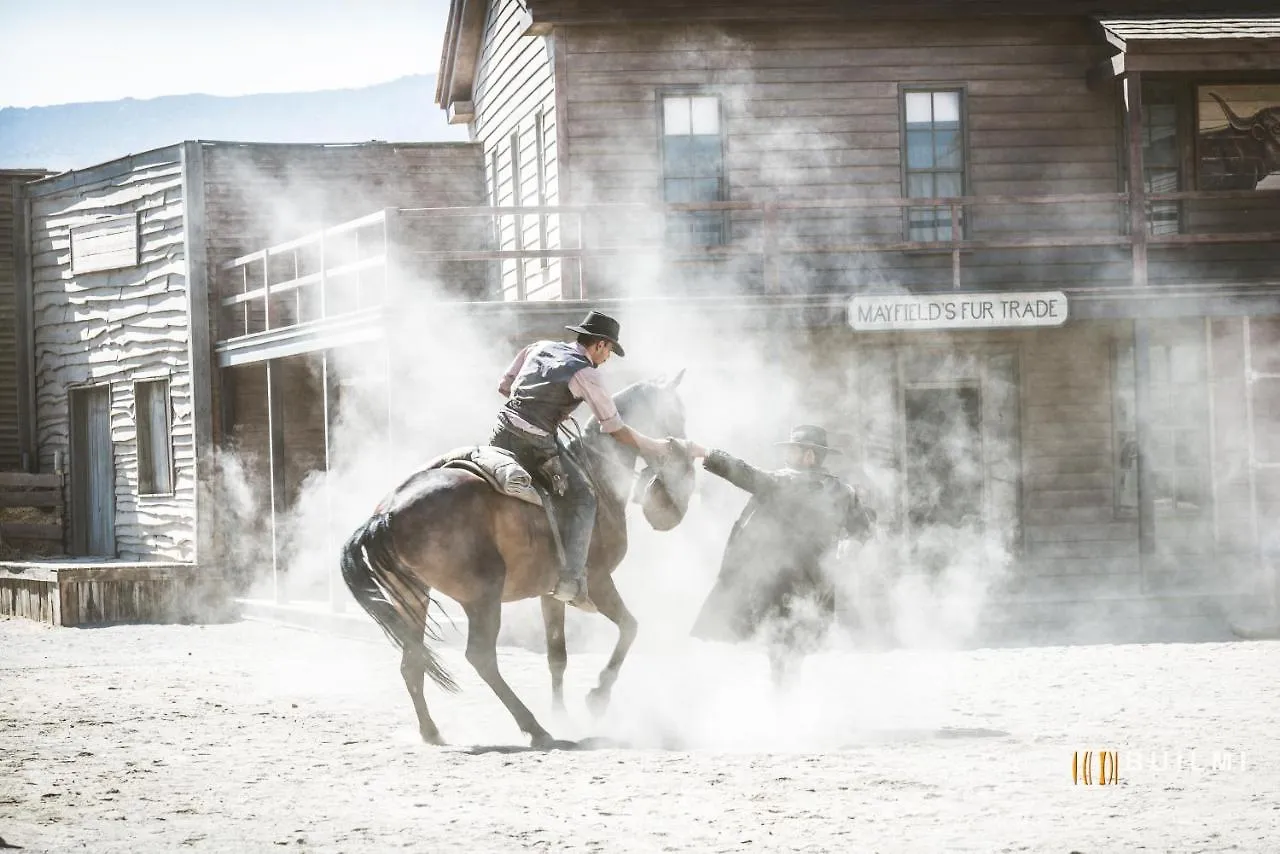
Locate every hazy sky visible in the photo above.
<box><xmin>0</xmin><ymin>0</ymin><xmax>452</xmax><ymax>108</ymax></box>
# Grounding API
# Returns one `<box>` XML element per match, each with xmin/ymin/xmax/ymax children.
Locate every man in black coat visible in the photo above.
<box><xmin>686</xmin><ymin>425</ymin><xmax>876</xmax><ymax>687</ymax></box>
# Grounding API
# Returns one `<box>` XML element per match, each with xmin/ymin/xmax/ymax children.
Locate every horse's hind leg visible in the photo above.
<box><xmin>401</xmin><ymin>643</ymin><xmax>444</xmax><ymax>745</ymax></box>
<box><xmin>463</xmin><ymin>591</ymin><xmax>559</xmax><ymax>748</ymax></box>
<box><xmin>399</xmin><ymin>604</ymin><xmax>444</xmax><ymax>745</ymax></box>
<box><xmin>584</xmin><ymin>572</ymin><xmax>637</xmax><ymax>718</ymax></box>
<box><xmin>540</xmin><ymin>596</ymin><xmax>568</xmax><ymax>716</ymax></box>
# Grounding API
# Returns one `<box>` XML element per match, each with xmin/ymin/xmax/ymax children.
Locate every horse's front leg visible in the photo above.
<box><xmin>540</xmin><ymin>595</ymin><xmax>568</xmax><ymax>716</ymax></box>
<box><xmin>584</xmin><ymin>571</ymin><xmax>637</xmax><ymax>718</ymax></box>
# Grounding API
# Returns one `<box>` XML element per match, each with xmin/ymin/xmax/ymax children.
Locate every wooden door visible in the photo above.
<box><xmin>70</xmin><ymin>385</ymin><xmax>115</xmax><ymax>556</ymax></box>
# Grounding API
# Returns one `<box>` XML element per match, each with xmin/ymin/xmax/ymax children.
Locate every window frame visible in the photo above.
<box><xmin>898</xmin><ymin>84</ymin><xmax>970</xmax><ymax>243</ymax></box>
<box><xmin>656</xmin><ymin>88</ymin><xmax>729</xmax><ymax>248</ymax></box>
<box><xmin>133</xmin><ymin>376</ymin><xmax>174</xmax><ymax>498</ymax></box>
<box><xmin>1139</xmin><ymin>79</ymin><xmax>1194</xmax><ymax>235</ymax></box>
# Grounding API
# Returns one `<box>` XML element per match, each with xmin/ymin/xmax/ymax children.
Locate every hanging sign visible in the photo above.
<box><xmin>848</xmin><ymin>290</ymin><xmax>1069</xmax><ymax>332</ymax></box>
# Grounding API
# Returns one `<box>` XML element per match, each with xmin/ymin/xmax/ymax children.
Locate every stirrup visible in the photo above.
<box><xmin>550</xmin><ymin>577</ymin><xmax>597</xmax><ymax>613</ymax></box>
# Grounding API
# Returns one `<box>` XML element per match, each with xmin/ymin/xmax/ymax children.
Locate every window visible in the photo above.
<box><xmin>135</xmin><ymin>379</ymin><xmax>172</xmax><ymax>495</ymax></box>
<box><xmin>1142</xmin><ymin>83</ymin><xmax>1184</xmax><ymax>235</ymax></box>
<box><xmin>1113</xmin><ymin>330</ymin><xmax>1209</xmax><ymax>517</ymax></box>
<box><xmin>902</xmin><ymin>89</ymin><xmax>965</xmax><ymax>241</ymax></box>
<box><xmin>660</xmin><ymin>94</ymin><xmax>725</xmax><ymax>246</ymax></box>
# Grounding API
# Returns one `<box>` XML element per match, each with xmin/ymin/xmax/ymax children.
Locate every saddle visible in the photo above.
<box><xmin>422</xmin><ymin>446</ymin><xmax>544</xmax><ymax>507</ymax></box>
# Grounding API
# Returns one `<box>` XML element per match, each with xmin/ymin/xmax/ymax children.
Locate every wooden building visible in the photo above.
<box><xmin>425</xmin><ymin>1</ymin><xmax>1280</xmax><ymax>638</ymax></box>
<box><xmin>1</xmin><ymin>169</ymin><xmax>54</xmax><ymax>470</ymax></box>
<box><xmin>0</xmin><ymin>140</ymin><xmax>487</xmax><ymax>625</ymax></box>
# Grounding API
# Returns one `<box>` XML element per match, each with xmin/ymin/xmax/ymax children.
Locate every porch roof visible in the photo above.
<box><xmin>1093</xmin><ymin>16</ymin><xmax>1280</xmax><ymax>77</ymax></box>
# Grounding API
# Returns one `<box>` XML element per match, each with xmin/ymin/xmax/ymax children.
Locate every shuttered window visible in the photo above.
<box><xmin>135</xmin><ymin>379</ymin><xmax>173</xmax><ymax>495</ymax></box>
<box><xmin>660</xmin><ymin>94</ymin><xmax>726</xmax><ymax>246</ymax></box>
<box><xmin>902</xmin><ymin>89</ymin><xmax>966</xmax><ymax>241</ymax></box>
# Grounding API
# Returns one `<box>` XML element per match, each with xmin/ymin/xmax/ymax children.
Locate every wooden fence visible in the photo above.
<box><xmin>0</xmin><ymin>471</ymin><xmax>64</xmax><ymax>552</ymax></box>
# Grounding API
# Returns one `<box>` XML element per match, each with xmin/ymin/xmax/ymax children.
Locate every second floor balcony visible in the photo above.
<box><xmin>211</xmin><ymin>185</ymin><xmax>1280</xmax><ymax>363</ymax></box>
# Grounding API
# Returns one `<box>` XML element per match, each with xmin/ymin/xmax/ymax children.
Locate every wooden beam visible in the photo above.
<box><xmin>181</xmin><ymin>141</ymin><xmax>216</xmax><ymax>571</ymax></box>
<box><xmin>552</xmin><ymin>27</ymin><xmax>583</xmax><ymax>299</ymax></box>
<box><xmin>1133</xmin><ymin>319</ymin><xmax>1155</xmax><ymax>574</ymax></box>
<box><xmin>12</xmin><ymin>184</ymin><xmax>35</xmax><ymax>472</ymax></box>
<box><xmin>1126</xmin><ymin>51</ymin><xmax>1280</xmax><ymax>73</ymax></box>
<box><xmin>1125</xmin><ymin>71</ymin><xmax>1147</xmax><ymax>289</ymax></box>
<box><xmin>265</xmin><ymin>360</ymin><xmax>287</xmax><ymax>604</ymax></box>
<box><xmin>0</xmin><ymin>472</ymin><xmax>62</xmax><ymax>488</ymax></box>
<box><xmin>322</xmin><ymin>351</ymin><xmax>344</xmax><ymax>613</ymax></box>
<box><xmin>215</xmin><ymin>309</ymin><xmax>384</xmax><ymax>367</ymax></box>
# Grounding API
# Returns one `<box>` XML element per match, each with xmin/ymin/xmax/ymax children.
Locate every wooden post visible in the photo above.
<box><xmin>1125</xmin><ymin>72</ymin><xmax>1148</xmax><ymax>289</ymax></box>
<box><xmin>322</xmin><ymin>351</ymin><xmax>343</xmax><ymax>612</ymax></box>
<box><xmin>262</xmin><ymin>255</ymin><xmax>272</xmax><ymax>331</ymax></box>
<box><xmin>763</xmin><ymin>203</ymin><xmax>780</xmax><ymax>294</ymax></box>
<box><xmin>318</xmin><ymin>226</ymin><xmax>328</xmax><ymax>320</ymax></box>
<box><xmin>1134</xmin><ymin>318</ymin><xmax>1156</xmax><ymax>587</ymax></box>
<box><xmin>265</xmin><ymin>359</ymin><xmax>287</xmax><ymax>604</ymax></box>
<box><xmin>180</xmin><ymin>141</ymin><xmax>216</xmax><ymax>577</ymax></box>
<box><xmin>950</xmin><ymin>202</ymin><xmax>962</xmax><ymax>289</ymax></box>
<box><xmin>1241</xmin><ymin>317</ymin><xmax>1269</xmax><ymax>612</ymax></box>
<box><xmin>13</xmin><ymin>184</ymin><xmax>36</xmax><ymax>472</ymax></box>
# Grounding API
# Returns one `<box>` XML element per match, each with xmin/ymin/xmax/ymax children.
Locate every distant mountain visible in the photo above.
<box><xmin>0</xmin><ymin>74</ymin><xmax>470</xmax><ymax>171</ymax></box>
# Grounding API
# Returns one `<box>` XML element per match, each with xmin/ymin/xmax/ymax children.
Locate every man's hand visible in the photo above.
<box><xmin>683</xmin><ymin>441</ymin><xmax>709</xmax><ymax>459</ymax></box>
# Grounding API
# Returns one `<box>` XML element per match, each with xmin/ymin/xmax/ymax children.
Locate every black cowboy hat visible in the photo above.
<box><xmin>776</xmin><ymin>424</ymin><xmax>842</xmax><ymax>455</ymax></box>
<box><xmin>566</xmin><ymin>310</ymin><xmax>625</xmax><ymax>357</ymax></box>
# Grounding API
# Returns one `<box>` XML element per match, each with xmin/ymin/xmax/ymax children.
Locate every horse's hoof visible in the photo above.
<box><xmin>530</xmin><ymin>733</ymin><xmax>578</xmax><ymax>751</ymax></box>
<box><xmin>422</xmin><ymin>732</ymin><xmax>447</xmax><ymax>746</ymax></box>
<box><xmin>585</xmin><ymin>688</ymin><xmax>611</xmax><ymax>718</ymax></box>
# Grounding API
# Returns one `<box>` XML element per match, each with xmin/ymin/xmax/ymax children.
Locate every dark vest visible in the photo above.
<box><xmin>503</xmin><ymin>341</ymin><xmax>593</xmax><ymax>434</ymax></box>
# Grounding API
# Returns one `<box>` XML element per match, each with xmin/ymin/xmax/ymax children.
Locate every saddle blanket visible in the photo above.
<box><xmin>423</xmin><ymin>446</ymin><xmax>544</xmax><ymax>507</ymax></box>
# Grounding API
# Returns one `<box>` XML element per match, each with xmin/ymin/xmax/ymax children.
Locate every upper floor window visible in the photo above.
<box><xmin>1142</xmin><ymin>83</ymin><xmax>1186</xmax><ymax>236</ymax></box>
<box><xmin>902</xmin><ymin>88</ymin><xmax>966</xmax><ymax>241</ymax></box>
<box><xmin>660</xmin><ymin>94</ymin><xmax>725</xmax><ymax>246</ymax></box>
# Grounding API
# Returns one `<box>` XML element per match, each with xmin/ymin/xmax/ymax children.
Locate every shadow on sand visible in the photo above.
<box><xmin>453</xmin><ymin>736</ymin><xmax>631</xmax><ymax>755</ymax></box>
<box><xmin>451</xmin><ymin>728</ymin><xmax>1011</xmax><ymax>755</ymax></box>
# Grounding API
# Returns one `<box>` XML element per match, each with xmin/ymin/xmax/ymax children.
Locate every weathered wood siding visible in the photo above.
<box><xmin>0</xmin><ymin>170</ymin><xmax>52</xmax><ymax>470</ymax></box>
<box><xmin>529</xmin><ymin>0</ymin><xmax>1280</xmax><ymax>24</ymax></box>
<box><xmin>473</xmin><ymin>0</ymin><xmax>563</xmax><ymax>300</ymax></box>
<box><xmin>0</xmin><ymin>562</ymin><xmax>210</xmax><ymax>626</ymax></box>
<box><xmin>1016</xmin><ymin>322</ymin><xmax>1142</xmax><ymax>597</ymax></box>
<box><xmin>25</xmin><ymin>147</ymin><xmax>196</xmax><ymax>561</ymax></box>
<box><xmin>551</xmin><ymin>19</ymin><xmax>1280</xmax><ymax>297</ymax></box>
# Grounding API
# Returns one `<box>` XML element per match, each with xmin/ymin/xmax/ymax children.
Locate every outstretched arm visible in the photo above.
<box><xmin>699</xmin><ymin>448</ymin><xmax>774</xmax><ymax>496</ymax></box>
<box><xmin>570</xmin><ymin>367</ymin><xmax>671</xmax><ymax>461</ymax></box>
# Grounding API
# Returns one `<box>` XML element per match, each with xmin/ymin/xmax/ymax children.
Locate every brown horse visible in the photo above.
<box><xmin>340</xmin><ymin>373</ymin><xmax>694</xmax><ymax>748</ymax></box>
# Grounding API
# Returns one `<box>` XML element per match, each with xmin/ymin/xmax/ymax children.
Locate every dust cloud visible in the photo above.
<box><xmin>200</xmin><ymin>26</ymin><xmax>1276</xmax><ymax>748</ymax></box>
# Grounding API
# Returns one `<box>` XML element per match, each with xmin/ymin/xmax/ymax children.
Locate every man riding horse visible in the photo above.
<box><xmin>492</xmin><ymin>310</ymin><xmax>675</xmax><ymax>613</ymax></box>
<box><xmin>686</xmin><ymin>425</ymin><xmax>876</xmax><ymax>687</ymax></box>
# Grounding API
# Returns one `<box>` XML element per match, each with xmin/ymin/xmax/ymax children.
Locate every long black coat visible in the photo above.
<box><xmin>691</xmin><ymin>450</ymin><xmax>874</xmax><ymax>650</ymax></box>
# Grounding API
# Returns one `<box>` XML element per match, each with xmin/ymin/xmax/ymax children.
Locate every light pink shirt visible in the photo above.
<box><xmin>499</xmin><ymin>341</ymin><xmax>625</xmax><ymax>434</ymax></box>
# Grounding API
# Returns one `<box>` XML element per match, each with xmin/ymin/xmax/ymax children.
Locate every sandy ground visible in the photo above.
<box><xmin>2</xmin><ymin>616</ymin><xmax>1279</xmax><ymax>853</ymax></box>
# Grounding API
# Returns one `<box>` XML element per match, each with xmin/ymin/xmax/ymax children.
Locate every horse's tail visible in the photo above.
<box><xmin>340</xmin><ymin>513</ymin><xmax>459</xmax><ymax>694</ymax></box>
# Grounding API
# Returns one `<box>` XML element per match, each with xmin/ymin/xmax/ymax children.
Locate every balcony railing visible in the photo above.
<box><xmin>215</xmin><ymin>190</ymin><xmax>1280</xmax><ymax>345</ymax></box>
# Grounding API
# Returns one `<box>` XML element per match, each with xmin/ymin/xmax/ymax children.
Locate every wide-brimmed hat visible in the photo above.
<box><xmin>776</xmin><ymin>424</ymin><xmax>842</xmax><ymax>455</ymax></box>
<box><xmin>566</xmin><ymin>310</ymin><xmax>625</xmax><ymax>357</ymax></box>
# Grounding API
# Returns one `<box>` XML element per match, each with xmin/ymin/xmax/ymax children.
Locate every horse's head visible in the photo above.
<box><xmin>614</xmin><ymin>370</ymin><xmax>696</xmax><ymax>531</ymax></box>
